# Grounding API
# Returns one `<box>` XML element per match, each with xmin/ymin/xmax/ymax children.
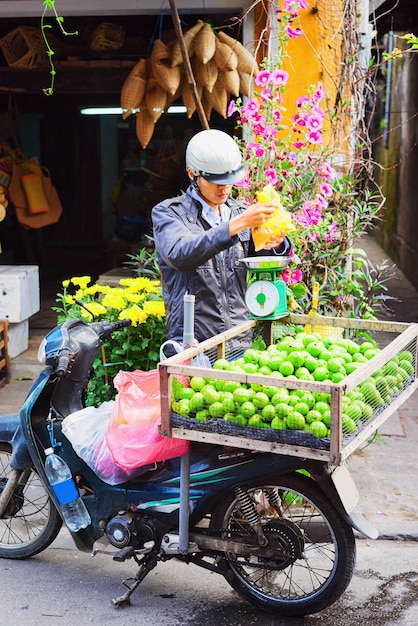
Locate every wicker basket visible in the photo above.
<box><xmin>217</xmin><ymin>31</ymin><xmax>258</xmax><ymax>75</ymax></box>
<box><xmin>0</xmin><ymin>26</ymin><xmax>49</xmax><ymax>68</ymax></box>
<box><xmin>171</xmin><ymin>21</ymin><xmax>204</xmax><ymax>67</ymax></box>
<box><xmin>219</xmin><ymin>69</ymin><xmax>240</xmax><ymax>98</ymax></box>
<box><xmin>90</xmin><ymin>22</ymin><xmax>125</xmax><ymax>51</ymax></box>
<box><xmin>192</xmin><ymin>57</ymin><xmax>218</xmax><ymax>93</ymax></box>
<box><xmin>204</xmin><ymin>81</ymin><xmax>228</xmax><ymax>119</ymax></box>
<box><xmin>193</xmin><ymin>23</ymin><xmax>216</xmax><ymax>64</ymax></box>
<box><xmin>120</xmin><ymin>70</ymin><xmax>146</xmax><ymax>119</ymax></box>
<box><xmin>151</xmin><ymin>39</ymin><xmax>182</xmax><ymax>96</ymax></box>
<box><xmin>145</xmin><ymin>79</ymin><xmax>167</xmax><ymax>122</ymax></box>
<box><xmin>135</xmin><ymin>107</ymin><xmax>155</xmax><ymax>149</ymax></box>
<box><xmin>214</xmin><ymin>41</ymin><xmax>238</xmax><ymax>71</ymax></box>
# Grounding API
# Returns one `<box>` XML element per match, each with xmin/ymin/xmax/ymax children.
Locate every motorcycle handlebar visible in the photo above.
<box><xmin>55</xmin><ymin>348</ymin><xmax>73</xmax><ymax>378</ymax></box>
<box><xmin>94</xmin><ymin>318</ymin><xmax>132</xmax><ymax>340</ymax></box>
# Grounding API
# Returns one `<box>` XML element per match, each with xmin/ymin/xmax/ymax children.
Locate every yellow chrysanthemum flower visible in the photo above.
<box><xmin>83</xmin><ymin>285</ymin><xmax>106</xmax><ymax>297</ymax></box>
<box><xmin>80</xmin><ymin>301</ymin><xmax>107</xmax><ymax>317</ymax></box>
<box><xmin>119</xmin><ymin>306</ymin><xmax>148</xmax><ymax>326</ymax></box>
<box><xmin>125</xmin><ymin>293</ymin><xmax>146</xmax><ymax>304</ymax></box>
<box><xmin>70</xmin><ymin>276</ymin><xmax>91</xmax><ymax>289</ymax></box>
<box><xmin>62</xmin><ymin>279</ymin><xmax>70</xmax><ymax>288</ymax></box>
<box><xmin>64</xmin><ymin>295</ymin><xmax>75</xmax><ymax>305</ymax></box>
<box><xmin>101</xmin><ymin>293</ymin><xmax>127</xmax><ymax>310</ymax></box>
<box><xmin>143</xmin><ymin>300</ymin><xmax>166</xmax><ymax>318</ymax></box>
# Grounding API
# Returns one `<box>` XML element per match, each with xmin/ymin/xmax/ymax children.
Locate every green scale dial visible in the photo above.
<box><xmin>241</xmin><ymin>257</ymin><xmax>290</xmax><ymax>320</ymax></box>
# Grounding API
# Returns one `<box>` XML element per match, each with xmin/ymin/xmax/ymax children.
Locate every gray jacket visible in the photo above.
<box><xmin>151</xmin><ymin>184</ymin><xmax>291</xmax><ymax>347</ymax></box>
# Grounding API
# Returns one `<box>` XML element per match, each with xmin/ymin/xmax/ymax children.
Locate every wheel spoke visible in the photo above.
<box><xmin>0</xmin><ymin>449</ymin><xmax>62</xmax><ymax>557</ymax></box>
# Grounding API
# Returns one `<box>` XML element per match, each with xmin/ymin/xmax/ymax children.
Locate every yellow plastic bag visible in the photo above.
<box><xmin>252</xmin><ymin>183</ymin><xmax>295</xmax><ymax>251</ymax></box>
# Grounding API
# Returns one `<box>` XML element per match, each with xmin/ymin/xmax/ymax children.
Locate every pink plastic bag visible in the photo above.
<box><xmin>106</xmin><ymin>369</ymin><xmax>190</xmax><ymax>471</ymax></box>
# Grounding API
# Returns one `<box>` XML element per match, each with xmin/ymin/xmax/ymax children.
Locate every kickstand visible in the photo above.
<box><xmin>112</xmin><ymin>552</ymin><xmax>159</xmax><ymax>608</ymax></box>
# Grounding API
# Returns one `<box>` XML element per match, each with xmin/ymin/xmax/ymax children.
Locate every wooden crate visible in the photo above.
<box><xmin>159</xmin><ymin>314</ymin><xmax>418</xmax><ymax>465</ymax></box>
<box><xmin>0</xmin><ymin>320</ymin><xmax>10</xmax><ymax>388</ymax></box>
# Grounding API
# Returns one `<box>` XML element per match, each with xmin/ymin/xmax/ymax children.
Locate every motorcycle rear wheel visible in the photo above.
<box><xmin>211</xmin><ymin>472</ymin><xmax>356</xmax><ymax>617</ymax></box>
<box><xmin>0</xmin><ymin>447</ymin><xmax>62</xmax><ymax>559</ymax></box>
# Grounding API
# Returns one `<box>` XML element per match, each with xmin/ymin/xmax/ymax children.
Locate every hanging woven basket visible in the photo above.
<box><xmin>214</xmin><ymin>40</ymin><xmax>238</xmax><ymax>71</ymax></box>
<box><xmin>193</xmin><ymin>23</ymin><xmax>216</xmax><ymax>64</ymax></box>
<box><xmin>150</xmin><ymin>39</ymin><xmax>182</xmax><ymax>96</ymax></box>
<box><xmin>145</xmin><ymin>79</ymin><xmax>167</xmax><ymax>122</ymax></box>
<box><xmin>217</xmin><ymin>31</ymin><xmax>259</xmax><ymax>75</ymax></box>
<box><xmin>203</xmin><ymin>81</ymin><xmax>228</xmax><ymax>119</ymax></box>
<box><xmin>192</xmin><ymin>57</ymin><xmax>218</xmax><ymax>93</ymax></box>
<box><xmin>218</xmin><ymin>69</ymin><xmax>240</xmax><ymax>98</ymax></box>
<box><xmin>135</xmin><ymin>107</ymin><xmax>156</xmax><ymax>149</ymax></box>
<box><xmin>171</xmin><ymin>21</ymin><xmax>204</xmax><ymax>67</ymax></box>
<box><xmin>120</xmin><ymin>75</ymin><xmax>146</xmax><ymax>119</ymax></box>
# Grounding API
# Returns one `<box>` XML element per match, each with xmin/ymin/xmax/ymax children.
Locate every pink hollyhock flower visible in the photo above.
<box><xmin>285</xmin><ymin>0</ymin><xmax>309</xmax><ymax>9</ymax></box>
<box><xmin>320</xmin><ymin>182</ymin><xmax>333</xmax><ymax>197</ymax></box>
<box><xmin>325</xmin><ymin>220</ymin><xmax>337</xmax><ymax>243</ymax></box>
<box><xmin>296</xmin><ymin>95</ymin><xmax>311</xmax><ymax>108</ymax></box>
<box><xmin>270</xmin><ymin>69</ymin><xmax>289</xmax><ymax>86</ymax></box>
<box><xmin>272</xmin><ymin>109</ymin><xmax>283</xmax><ymax>124</ymax></box>
<box><xmin>315</xmin><ymin>194</ymin><xmax>328</xmax><ymax>209</ymax></box>
<box><xmin>305</xmin><ymin>113</ymin><xmax>323</xmax><ymax>132</ymax></box>
<box><xmin>255</xmin><ymin>70</ymin><xmax>271</xmax><ymax>87</ymax></box>
<box><xmin>242</xmin><ymin>99</ymin><xmax>260</xmax><ymax>117</ymax></box>
<box><xmin>286</xmin><ymin>26</ymin><xmax>303</xmax><ymax>38</ymax></box>
<box><xmin>317</xmin><ymin>162</ymin><xmax>336</xmax><ymax>180</ymax></box>
<box><xmin>292</xmin><ymin>141</ymin><xmax>306</xmax><ymax>149</ymax></box>
<box><xmin>227</xmin><ymin>100</ymin><xmax>236</xmax><ymax>117</ymax></box>
<box><xmin>289</xmin><ymin>269</ymin><xmax>303</xmax><ymax>284</ymax></box>
<box><xmin>260</xmin><ymin>88</ymin><xmax>274</xmax><ymax>101</ymax></box>
<box><xmin>264</xmin><ymin>168</ymin><xmax>278</xmax><ymax>185</ymax></box>
<box><xmin>313</xmin><ymin>82</ymin><xmax>324</xmax><ymax>101</ymax></box>
<box><xmin>306</xmin><ymin>130</ymin><xmax>323</xmax><ymax>144</ymax></box>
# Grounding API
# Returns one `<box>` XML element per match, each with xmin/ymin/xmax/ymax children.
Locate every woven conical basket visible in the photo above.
<box><xmin>192</xmin><ymin>57</ymin><xmax>218</xmax><ymax>93</ymax></box>
<box><xmin>129</xmin><ymin>57</ymin><xmax>147</xmax><ymax>79</ymax></box>
<box><xmin>120</xmin><ymin>75</ymin><xmax>146</xmax><ymax>118</ymax></box>
<box><xmin>150</xmin><ymin>39</ymin><xmax>182</xmax><ymax>95</ymax></box>
<box><xmin>214</xmin><ymin>40</ymin><xmax>238</xmax><ymax>71</ymax></box>
<box><xmin>204</xmin><ymin>81</ymin><xmax>228</xmax><ymax>119</ymax></box>
<box><xmin>145</xmin><ymin>79</ymin><xmax>167</xmax><ymax>122</ymax></box>
<box><xmin>193</xmin><ymin>23</ymin><xmax>216</xmax><ymax>64</ymax></box>
<box><xmin>135</xmin><ymin>107</ymin><xmax>155</xmax><ymax>149</ymax></box>
<box><xmin>219</xmin><ymin>69</ymin><xmax>240</xmax><ymax>98</ymax></box>
<box><xmin>171</xmin><ymin>21</ymin><xmax>204</xmax><ymax>67</ymax></box>
<box><xmin>217</xmin><ymin>31</ymin><xmax>258</xmax><ymax>75</ymax></box>
<box><xmin>201</xmin><ymin>90</ymin><xmax>213</xmax><ymax>121</ymax></box>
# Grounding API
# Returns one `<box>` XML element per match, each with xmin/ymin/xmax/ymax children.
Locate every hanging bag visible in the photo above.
<box><xmin>106</xmin><ymin>368</ymin><xmax>190</xmax><ymax>471</ymax></box>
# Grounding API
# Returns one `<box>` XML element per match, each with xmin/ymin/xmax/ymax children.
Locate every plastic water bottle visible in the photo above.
<box><xmin>44</xmin><ymin>447</ymin><xmax>91</xmax><ymax>532</ymax></box>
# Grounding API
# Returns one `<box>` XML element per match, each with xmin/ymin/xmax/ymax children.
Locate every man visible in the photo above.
<box><xmin>151</xmin><ymin>128</ymin><xmax>291</xmax><ymax>349</ymax></box>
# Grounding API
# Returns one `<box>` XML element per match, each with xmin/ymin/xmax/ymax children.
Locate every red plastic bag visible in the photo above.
<box><xmin>106</xmin><ymin>369</ymin><xmax>190</xmax><ymax>471</ymax></box>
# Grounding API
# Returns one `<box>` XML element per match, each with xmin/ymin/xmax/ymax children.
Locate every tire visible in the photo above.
<box><xmin>0</xmin><ymin>447</ymin><xmax>62</xmax><ymax>559</ymax></box>
<box><xmin>210</xmin><ymin>472</ymin><xmax>356</xmax><ymax>617</ymax></box>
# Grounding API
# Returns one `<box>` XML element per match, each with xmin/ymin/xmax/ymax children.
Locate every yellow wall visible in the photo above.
<box><xmin>269</xmin><ymin>0</ymin><xmax>349</xmax><ymax>161</ymax></box>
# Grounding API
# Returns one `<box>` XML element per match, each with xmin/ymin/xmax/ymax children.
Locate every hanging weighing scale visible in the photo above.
<box><xmin>241</xmin><ymin>256</ymin><xmax>290</xmax><ymax>320</ymax></box>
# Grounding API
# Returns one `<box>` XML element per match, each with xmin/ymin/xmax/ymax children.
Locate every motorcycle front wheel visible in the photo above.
<box><xmin>211</xmin><ymin>472</ymin><xmax>356</xmax><ymax>617</ymax></box>
<box><xmin>0</xmin><ymin>447</ymin><xmax>62</xmax><ymax>559</ymax></box>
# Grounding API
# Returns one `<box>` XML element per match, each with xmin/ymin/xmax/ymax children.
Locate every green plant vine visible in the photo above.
<box><xmin>41</xmin><ymin>0</ymin><xmax>78</xmax><ymax>96</ymax></box>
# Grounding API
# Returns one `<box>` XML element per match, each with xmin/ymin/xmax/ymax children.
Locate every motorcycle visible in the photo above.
<box><xmin>0</xmin><ymin>314</ymin><xmax>378</xmax><ymax>616</ymax></box>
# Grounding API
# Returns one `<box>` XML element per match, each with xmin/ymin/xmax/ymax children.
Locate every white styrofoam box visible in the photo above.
<box><xmin>0</xmin><ymin>265</ymin><xmax>40</xmax><ymax>322</ymax></box>
<box><xmin>7</xmin><ymin>319</ymin><xmax>29</xmax><ymax>359</ymax></box>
